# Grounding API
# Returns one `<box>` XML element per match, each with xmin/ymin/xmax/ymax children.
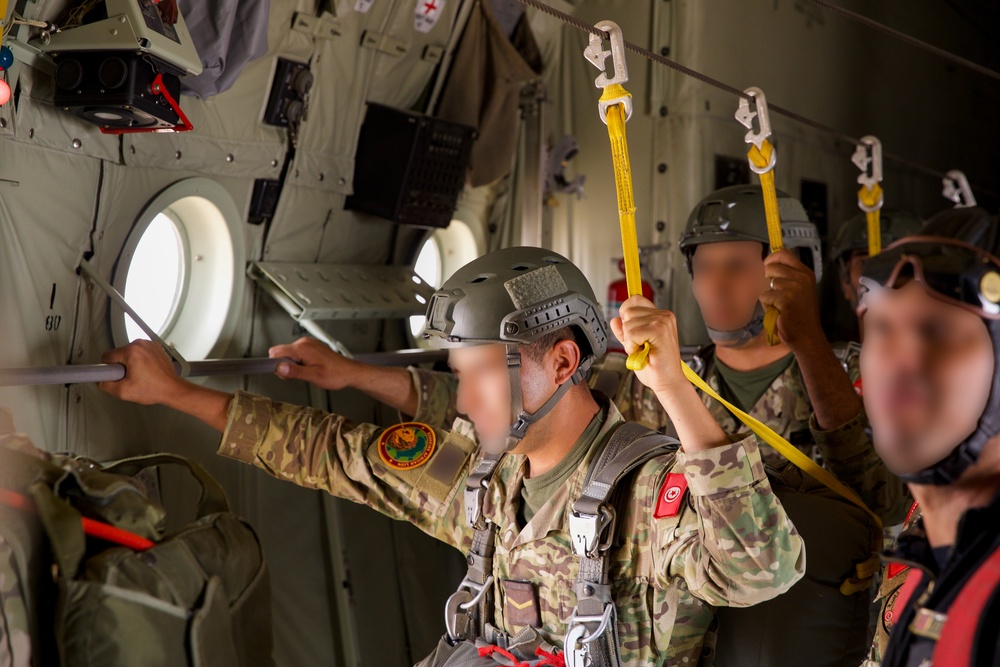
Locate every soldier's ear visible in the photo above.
<box><xmin>549</xmin><ymin>339</ymin><xmax>582</xmax><ymax>384</ymax></box>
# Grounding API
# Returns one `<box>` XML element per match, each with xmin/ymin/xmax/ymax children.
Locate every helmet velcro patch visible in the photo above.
<box><xmin>504</xmin><ymin>265</ymin><xmax>569</xmax><ymax>310</ymax></box>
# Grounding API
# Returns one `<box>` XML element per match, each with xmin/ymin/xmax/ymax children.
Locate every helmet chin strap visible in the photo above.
<box><xmin>504</xmin><ymin>344</ymin><xmax>594</xmax><ymax>452</ymax></box>
<box><xmin>705</xmin><ymin>302</ymin><xmax>765</xmax><ymax>348</ymax></box>
<box><xmin>898</xmin><ymin>319</ymin><xmax>1000</xmax><ymax>485</ymax></box>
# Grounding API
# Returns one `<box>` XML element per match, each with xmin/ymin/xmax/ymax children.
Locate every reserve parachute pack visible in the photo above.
<box><xmin>0</xmin><ymin>430</ymin><xmax>273</xmax><ymax>667</ymax></box>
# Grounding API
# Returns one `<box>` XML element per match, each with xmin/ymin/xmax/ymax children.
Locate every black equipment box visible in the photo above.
<box><xmin>346</xmin><ymin>103</ymin><xmax>475</xmax><ymax>229</ymax></box>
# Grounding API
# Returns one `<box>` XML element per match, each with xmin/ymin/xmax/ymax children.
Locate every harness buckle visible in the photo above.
<box><xmin>735</xmin><ymin>87</ymin><xmax>776</xmax><ymax>174</ymax></box>
<box><xmin>563</xmin><ymin>604</ymin><xmax>615</xmax><ymax>667</ymax></box>
<box><xmin>444</xmin><ymin>574</ymin><xmax>495</xmax><ymax>643</ymax></box>
<box><xmin>464</xmin><ymin>485</ymin><xmax>487</xmax><ymax>529</ymax></box>
<box><xmin>568</xmin><ymin>506</ymin><xmax>616</xmax><ymax>558</ymax></box>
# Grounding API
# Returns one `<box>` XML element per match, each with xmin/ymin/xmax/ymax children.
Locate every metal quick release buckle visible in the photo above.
<box><xmin>464</xmin><ymin>485</ymin><xmax>486</xmax><ymax>528</ymax></box>
<box><xmin>563</xmin><ymin>604</ymin><xmax>615</xmax><ymax>667</ymax></box>
<box><xmin>568</xmin><ymin>506</ymin><xmax>616</xmax><ymax>558</ymax></box>
<box><xmin>444</xmin><ymin>574</ymin><xmax>495</xmax><ymax>642</ymax></box>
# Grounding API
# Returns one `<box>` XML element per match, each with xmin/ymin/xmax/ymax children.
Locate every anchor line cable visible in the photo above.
<box><xmin>510</xmin><ymin>0</ymin><xmax>998</xmax><ymax>199</ymax></box>
<box><xmin>804</xmin><ymin>0</ymin><xmax>1000</xmax><ymax>84</ymax></box>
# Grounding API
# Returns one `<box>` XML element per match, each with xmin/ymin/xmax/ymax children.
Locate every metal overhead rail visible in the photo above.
<box><xmin>510</xmin><ymin>0</ymin><xmax>999</xmax><ymax>200</ymax></box>
<box><xmin>0</xmin><ymin>350</ymin><xmax>448</xmax><ymax>387</ymax></box>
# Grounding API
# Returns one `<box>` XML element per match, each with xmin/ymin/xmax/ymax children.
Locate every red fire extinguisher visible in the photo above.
<box><xmin>606</xmin><ymin>258</ymin><xmax>654</xmax><ymax>353</ymax></box>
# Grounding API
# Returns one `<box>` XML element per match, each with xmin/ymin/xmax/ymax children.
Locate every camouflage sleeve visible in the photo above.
<box><xmin>656</xmin><ymin>436</ymin><xmax>805</xmax><ymax>607</ymax></box>
<box><xmin>408</xmin><ymin>367</ymin><xmax>461</xmax><ymax>428</ymax></box>
<box><xmin>218</xmin><ymin>391</ymin><xmax>475</xmax><ymax>551</ymax></box>
<box><xmin>810</xmin><ymin>410</ymin><xmax>911</xmax><ymax>525</ymax></box>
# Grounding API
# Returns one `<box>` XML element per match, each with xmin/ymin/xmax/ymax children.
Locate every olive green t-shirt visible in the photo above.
<box><xmin>518</xmin><ymin>405</ymin><xmax>607</xmax><ymax>526</ymax></box>
<box><xmin>713</xmin><ymin>352</ymin><xmax>795</xmax><ymax>413</ymax></box>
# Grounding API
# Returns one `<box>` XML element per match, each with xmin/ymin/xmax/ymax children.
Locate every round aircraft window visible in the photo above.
<box><xmin>409</xmin><ymin>219</ymin><xmax>480</xmax><ymax>338</ymax></box>
<box><xmin>122</xmin><ymin>212</ymin><xmax>187</xmax><ymax>342</ymax></box>
<box><xmin>113</xmin><ymin>179</ymin><xmax>246</xmax><ymax>361</ymax></box>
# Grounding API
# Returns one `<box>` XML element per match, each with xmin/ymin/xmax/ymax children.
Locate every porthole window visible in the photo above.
<box><xmin>122</xmin><ymin>212</ymin><xmax>187</xmax><ymax>343</ymax></box>
<box><xmin>409</xmin><ymin>219</ymin><xmax>480</xmax><ymax>339</ymax></box>
<box><xmin>113</xmin><ymin>178</ymin><xmax>246</xmax><ymax>361</ymax></box>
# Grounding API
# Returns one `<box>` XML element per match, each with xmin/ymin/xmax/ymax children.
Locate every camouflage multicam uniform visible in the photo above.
<box><xmin>411</xmin><ymin>365</ymin><xmax>907</xmax><ymax>664</ymax></box>
<box><xmin>866</xmin><ymin>501</ymin><xmax>923</xmax><ymax>666</ymax></box>
<box><xmin>219</xmin><ymin>390</ymin><xmax>805</xmax><ymax>666</ymax></box>
<box><xmin>594</xmin><ymin>346</ymin><xmax>861</xmax><ymax>466</ymax></box>
<box><xmin>412</xmin><ymin>347</ymin><xmax>907</xmax><ymax>526</ymax></box>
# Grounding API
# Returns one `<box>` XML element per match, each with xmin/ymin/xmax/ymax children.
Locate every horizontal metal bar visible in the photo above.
<box><xmin>0</xmin><ymin>346</ymin><xmax>704</xmax><ymax>388</ymax></box>
<box><xmin>0</xmin><ymin>349</ymin><xmax>449</xmax><ymax>387</ymax></box>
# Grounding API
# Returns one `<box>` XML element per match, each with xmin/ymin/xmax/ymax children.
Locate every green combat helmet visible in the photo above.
<box><xmin>679</xmin><ymin>185</ymin><xmax>823</xmax><ymax>345</ymax></box>
<box><xmin>831</xmin><ymin>208</ymin><xmax>923</xmax><ymax>276</ymax></box>
<box><xmin>422</xmin><ymin>246</ymin><xmax>608</xmax><ymax>450</ymax></box>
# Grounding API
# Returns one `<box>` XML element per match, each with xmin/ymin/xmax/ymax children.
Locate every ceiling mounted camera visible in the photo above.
<box><xmin>32</xmin><ymin>0</ymin><xmax>202</xmax><ymax>134</ymax></box>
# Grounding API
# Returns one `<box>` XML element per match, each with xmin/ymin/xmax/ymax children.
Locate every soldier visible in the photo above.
<box><xmin>859</xmin><ymin>207</ymin><xmax>1000</xmax><ymax>666</ymax></box>
<box><xmin>603</xmin><ymin>185</ymin><xmax>867</xmax><ymax>465</ymax></box>
<box><xmin>825</xmin><ymin>209</ymin><xmax>923</xmax><ymax>342</ymax></box>
<box><xmin>99</xmin><ymin>247</ymin><xmax>806</xmax><ymax>666</ymax></box>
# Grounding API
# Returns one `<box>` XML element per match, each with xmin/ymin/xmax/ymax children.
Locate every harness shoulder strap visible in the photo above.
<box><xmin>932</xmin><ymin>544</ymin><xmax>1000</xmax><ymax>665</ymax></box>
<box><xmin>565</xmin><ymin>421</ymin><xmax>679</xmax><ymax>667</ymax></box>
<box><xmin>446</xmin><ymin>452</ymin><xmax>504</xmax><ymax>645</ymax></box>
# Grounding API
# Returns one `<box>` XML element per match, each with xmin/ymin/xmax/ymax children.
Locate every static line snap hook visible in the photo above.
<box><xmin>852</xmin><ymin>135</ymin><xmax>883</xmax><ymax>190</ymax></box>
<box><xmin>584</xmin><ymin>20</ymin><xmax>633</xmax><ymax>125</ymax></box>
<box><xmin>943</xmin><ymin>169</ymin><xmax>977</xmax><ymax>208</ymax></box>
<box><xmin>853</xmin><ymin>135</ymin><xmax>884</xmax><ymax>212</ymax></box>
<box><xmin>584</xmin><ymin>21</ymin><xmax>629</xmax><ymax>89</ymax></box>
<box><xmin>735</xmin><ymin>87</ymin><xmax>776</xmax><ymax>174</ymax></box>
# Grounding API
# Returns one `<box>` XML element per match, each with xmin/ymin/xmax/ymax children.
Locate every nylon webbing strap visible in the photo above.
<box><xmin>737</xmin><ymin>88</ymin><xmax>783</xmax><ymax>347</ymax></box>
<box><xmin>447</xmin><ymin>452</ymin><xmax>503</xmax><ymax>643</ymax></box>
<box><xmin>574</xmin><ymin>424</ymin><xmax>679</xmax><ymax>517</ymax></box>
<box><xmin>585</xmin><ymin>21</ymin><xmax>649</xmax><ymax>373</ymax></box>
<box><xmin>681</xmin><ymin>362</ymin><xmax>881</xmax><ymax>528</ymax></box>
<box><xmin>566</xmin><ymin>421</ymin><xmax>678</xmax><ymax>667</ymax></box>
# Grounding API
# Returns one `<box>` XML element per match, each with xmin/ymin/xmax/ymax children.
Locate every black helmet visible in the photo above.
<box><xmin>858</xmin><ymin>207</ymin><xmax>1000</xmax><ymax>485</ymax></box>
<box><xmin>422</xmin><ymin>247</ymin><xmax>607</xmax><ymax>449</ymax></box>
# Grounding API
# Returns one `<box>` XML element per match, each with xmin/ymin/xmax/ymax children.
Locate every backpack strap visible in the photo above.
<box><xmin>445</xmin><ymin>452</ymin><xmax>504</xmax><ymax>644</ymax></box>
<box><xmin>564</xmin><ymin>421</ymin><xmax>680</xmax><ymax>667</ymax></box>
<box><xmin>103</xmin><ymin>453</ymin><xmax>230</xmax><ymax>517</ymax></box>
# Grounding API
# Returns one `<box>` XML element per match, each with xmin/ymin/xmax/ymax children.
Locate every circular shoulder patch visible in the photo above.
<box><xmin>378</xmin><ymin>422</ymin><xmax>436</xmax><ymax>471</ymax></box>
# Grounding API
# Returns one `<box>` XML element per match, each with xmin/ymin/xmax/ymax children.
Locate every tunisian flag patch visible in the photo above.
<box><xmin>654</xmin><ymin>474</ymin><xmax>688</xmax><ymax>518</ymax></box>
